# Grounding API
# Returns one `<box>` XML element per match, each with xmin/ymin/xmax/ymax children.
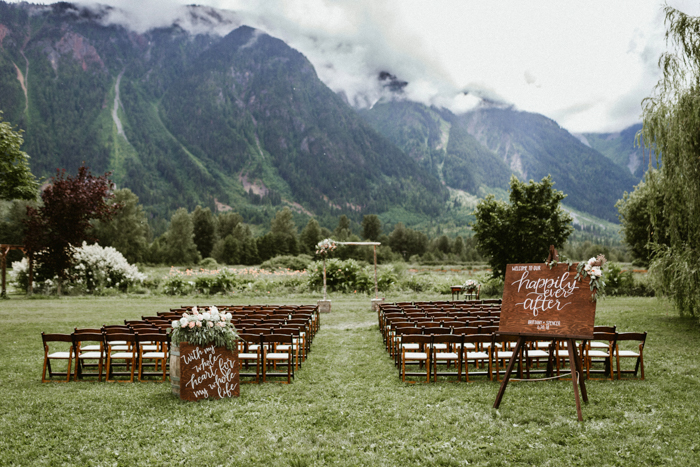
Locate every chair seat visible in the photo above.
<box><xmin>276</xmin><ymin>345</ymin><xmax>292</xmax><ymax>351</ymax></box>
<box><xmin>526</xmin><ymin>350</ymin><xmax>550</xmax><ymax>358</ymax></box>
<box><xmin>249</xmin><ymin>345</ymin><xmax>260</xmax><ymax>351</ymax></box>
<box><xmin>78</xmin><ymin>351</ymin><xmax>105</xmax><ymax>359</ymax></box>
<box><xmin>401</xmin><ymin>343</ymin><xmax>420</xmax><ymax>350</ymax></box>
<box><xmin>47</xmin><ymin>351</ymin><xmax>73</xmax><ymax>359</ymax></box>
<box><xmin>142</xmin><ymin>352</ymin><xmax>166</xmax><ymax>359</ymax></box>
<box><xmin>589</xmin><ymin>341</ymin><xmax>610</xmax><ymax>349</ymax></box>
<box><xmin>404</xmin><ymin>352</ymin><xmax>428</xmax><ymax>359</ymax></box>
<box><xmin>240</xmin><ymin>353</ymin><xmax>259</xmax><ymax>359</ymax></box>
<box><xmin>617</xmin><ymin>350</ymin><xmax>640</xmax><ymax>357</ymax></box>
<box><xmin>432</xmin><ymin>343</ymin><xmax>448</xmax><ymax>350</ymax></box>
<box><xmin>454</xmin><ymin>343</ymin><xmax>476</xmax><ymax>350</ymax></box>
<box><xmin>80</xmin><ymin>344</ymin><xmax>102</xmax><ymax>351</ymax></box>
<box><xmin>587</xmin><ymin>350</ymin><xmax>611</xmax><ymax>358</ymax></box>
<box><xmin>141</xmin><ymin>345</ymin><xmax>159</xmax><ymax>351</ymax></box>
<box><xmin>111</xmin><ymin>352</ymin><xmax>135</xmax><ymax>359</ymax></box>
<box><xmin>466</xmin><ymin>351</ymin><xmax>489</xmax><ymax>359</ymax></box>
<box><xmin>495</xmin><ymin>351</ymin><xmax>514</xmax><ymax>359</ymax></box>
<box><xmin>266</xmin><ymin>353</ymin><xmax>289</xmax><ymax>360</ymax></box>
<box><xmin>111</xmin><ymin>345</ymin><xmax>130</xmax><ymax>351</ymax></box>
<box><xmin>435</xmin><ymin>352</ymin><xmax>459</xmax><ymax>360</ymax></box>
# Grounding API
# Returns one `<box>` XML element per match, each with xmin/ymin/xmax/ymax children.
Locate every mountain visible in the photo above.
<box><xmin>360</xmin><ymin>102</ymin><xmax>638</xmax><ymax>223</ymax></box>
<box><xmin>0</xmin><ymin>2</ymin><xmax>447</xmax><ymax>223</ymax></box>
<box><xmin>580</xmin><ymin>123</ymin><xmax>661</xmax><ymax>180</ymax></box>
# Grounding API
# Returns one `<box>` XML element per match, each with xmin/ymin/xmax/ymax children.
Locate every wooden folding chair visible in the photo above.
<box><xmin>464</xmin><ymin>334</ymin><xmax>493</xmax><ymax>381</ymax></box>
<box><xmin>262</xmin><ymin>334</ymin><xmax>294</xmax><ymax>384</ymax></box>
<box><xmin>400</xmin><ymin>335</ymin><xmax>432</xmax><ymax>383</ymax></box>
<box><xmin>615</xmin><ymin>332</ymin><xmax>647</xmax><ymax>380</ymax></box>
<box><xmin>105</xmin><ymin>333</ymin><xmax>137</xmax><ymax>383</ymax></box>
<box><xmin>73</xmin><ymin>332</ymin><xmax>105</xmax><ymax>382</ymax></box>
<box><xmin>583</xmin><ymin>332</ymin><xmax>616</xmax><ymax>380</ymax></box>
<box><xmin>137</xmin><ymin>333</ymin><xmax>169</xmax><ymax>382</ymax></box>
<box><xmin>238</xmin><ymin>333</ymin><xmax>262</xmax><ymax>384</ymax></box>
<box><xmin>41</xmin><ymin>333</ymin><xmax>74</xmax><ymax>383</ymax></box>
<box><xmin>431</xmin><ymin>334</ymin><xmax>463</xmax><ymax>382</ymax></box>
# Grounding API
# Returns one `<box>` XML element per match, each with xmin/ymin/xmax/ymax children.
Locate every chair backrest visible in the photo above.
<box><xmin>74</xmin><ymin>328</ymin><xmax>102</xmax><ymax>334</ymax></box>
<box><xmin>452</xmin><ymin>326</ymin><xmax>479</xmax><ymax>335</ymax></box>
<box><xmin>396</xmin><ymin>327</ymin><xmax>421</xmax><ymax>336</ymax></box>
<box><xmin>73</xmin><ymin>332</ymin><xmax>104</xmax><ymax>346</ymax></box>
<box><xmin>431</xmin><ymin>334</ymin><xmax>463</xmax><ymax>346</ymax></box>
<box><xmin>463</xmin><ymin>333</ymin><xmax>494</xmax><ymax>346</ymax></box>
<box><xmin>105</xmin><ymin>333</ymin><xmax>136</xmax><ymax>345</ymax></box>
<box><xmin>425</xmin><ymin>327</ymin><xmax>451</xmax><ymax>335</ymax></box>
<box><xmin>594</xmin><ymin>325</ymin><xmax>616</xmax><ymax>333</ymax></box>
<box><xmin>262</xmin><ymin>334</ymin><xmax>294</xmax><ymax>345</ymax></box>
<box><xmin>42</xmin><ymin>332</ymin><xmax>73</xmax><ymax>346</ymax></box>
<box><xmin>616</xmin><ymin>332</ymin><xmax>647</xmax><ymax>347</ymax></box>
<box><xmin>400</xmin><ymin>335</ymin><xmax>432</xmax><ymax>346</ymax></box>
<box><xmin>136</xmin><ymin>332</ymin><xmax>169</xmax><ymax>345</ymax></box>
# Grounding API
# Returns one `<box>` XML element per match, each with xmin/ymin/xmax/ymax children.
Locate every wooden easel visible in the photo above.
<box><xmin>493</xmin><ymin>334</ymin><xmax>589</xmax><ymax>421</ymax></box>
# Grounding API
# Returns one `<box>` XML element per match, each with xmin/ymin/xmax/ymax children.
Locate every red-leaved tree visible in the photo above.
<box><xmin>24</xmin><ymin>166</ymin><xmax>119</xmax><ymax>294</ymax></box>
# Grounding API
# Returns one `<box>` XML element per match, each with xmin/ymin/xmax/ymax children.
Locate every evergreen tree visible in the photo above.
<box><xmin>192</xmin><ymin>206</ymin><xmax>216</xmax><ymax>258</ymax></box>
<box><xmin>300</xmin><ymin>218</ymin><xmax>322</xmax><ymax>254</ymax></box>
<box><xmin>388</xmin><ymin>223</ymin><xmax>428</xmax><ymax>260</ymax></box>
<box><xmin>164</xmin><ymin>208</ymin><xmax>201</xmax><ymax>265</ymax></box>
<box><xmin>334</xmin><ymin>214</ymin><xmax>351</xmax><ymax>240</ymax></box>
<box><xmin>453</xmin><ymin>236</ymin><xmax>465</xmax><ymax>257</ymax></box>
<box><xmin>472</xmin><ymin>175</ymin><xmax>573</xmax><ymax>278</ymax></box>
<box><xmin>91</xmin><ymin>188</ymin><xmax>149</xmax><ymax>264</ymax></box>
<box><xmin>361</xmin><ymin>214</ymin><xmax>382</xmax><ymax>241</ymax></box>
<box><xmin>217</xmin><ymin>211</ymin><xmax>243</xmax><ymax>238</ymax></box>
<box><xmin>270</xmin><ymin>207</ymin><xmax>298</xmax><ymax>256</ymax></box>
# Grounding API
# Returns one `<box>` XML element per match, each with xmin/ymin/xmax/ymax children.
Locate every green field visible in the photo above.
<box><xmin>1</xmin><ymin>294</ymin><xmax>699</xmax><ymax>466</ymax></box>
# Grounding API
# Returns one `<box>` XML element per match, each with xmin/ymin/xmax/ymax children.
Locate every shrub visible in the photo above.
<box><xmin>162</xmin><ymin>274</ymin><xmax>194</xmax><ymax>295</ymax></box>
<box><xmin>307</xmin><ymin>258</ymin><xmax>363</xmax><ymax>292</ymax></box>
<box><xmin>260</xmin><ymin>254</ymin><xmax>312</xmax><ymax>271</ymax></box>
<box><xmin>604</xmin><ymin>263</ymin><xmax>655</xmax><ymax>297</ymax></box>
<box><xmin>199</xmin><ymin>257</ymin><xmax>219</xmax><ymax>269</ymax></box>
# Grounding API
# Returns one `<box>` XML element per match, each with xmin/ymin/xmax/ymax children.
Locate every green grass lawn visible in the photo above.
<box><xmin>1</xmin><ymin>294</ymin><xmax>699</xmax><ymax>466</ymax></box>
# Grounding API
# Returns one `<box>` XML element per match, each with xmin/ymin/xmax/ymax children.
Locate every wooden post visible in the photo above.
<box><xmin>322</xmin><ymin>256</ymin><xmax>327</xmax><ymax>301</ymax></box>
<box><xmin>27</xmin><ymin>252</ymin><xmax>33</xmax><ymax>296</ymax></box>
<box><xmin>493</xmin><ymin>336</ymin><xmax>525</xmax><ymax>409</ymax></box>
<box><xmin>1</xmin><ymin>246</ymin><xmax>7</xmax><ymax>298</ymax></box>
<box><xmin>373</xmin><ymin>245</ymin><xmax>378</xmax><ymax>299</ymax></box>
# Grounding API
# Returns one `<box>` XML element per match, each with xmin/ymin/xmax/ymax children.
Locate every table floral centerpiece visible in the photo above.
<box><xmin>462</xmin><ymin>279</ymin><xmax>480</xmax><ymax>294</ymax></box>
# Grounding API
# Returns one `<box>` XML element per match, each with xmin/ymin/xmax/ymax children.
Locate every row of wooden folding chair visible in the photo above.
<box><xmin>42</xmin><ymin>330</ymin><xmax>169</xmax><ymax>383</ymax></box>
<box><xmin>238</xmin><ymin>332</ymin><xmax>295</xmax><ymax>383</ymax></box>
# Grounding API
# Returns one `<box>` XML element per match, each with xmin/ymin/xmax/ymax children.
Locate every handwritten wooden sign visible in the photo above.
<box><xmin>499</xmin><ymin>263</ymin><xmax>596</xmax><ymax>339</ymax></box>
<box><xmin>177</xmin><ymin>343</ymin><xmax>240</xmax><ymax>401</ymax></box>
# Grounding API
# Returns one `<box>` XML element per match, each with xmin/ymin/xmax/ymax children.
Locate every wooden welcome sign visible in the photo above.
<box><xmin>500</xmin><ymin>263</ymin><xmax>596</xmax><ymax>339</ymax></box>
<box><xmin>175</xmin><ymin>343</ymin><xmax>240</xmax><ymax>401</ymax></box>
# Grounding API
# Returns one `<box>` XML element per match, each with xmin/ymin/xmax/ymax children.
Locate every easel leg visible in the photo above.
<box><xmin>573</xmin><ymin>341</ymin><xmax>588</xmax><ymax>403</ymax></box>
<box><xmin>493</xmin><ymin>337</ymin><xmax>524</xmax><ymax>409</ymax></box>
<box><xmin>567</xmin><ymin>338</ymin><xmax>583</xmax><ymax>422</ymax></box>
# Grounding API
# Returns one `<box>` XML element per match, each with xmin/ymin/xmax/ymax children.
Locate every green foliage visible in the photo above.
<box><xmin>162</xmin><ymin>274</ymin><xmax>194</xmax><ymax>295</ymax></box>
<box><xmin>270</xmin><ymin>207</ymin><xmax>299</xmax><ymax>256</ymax></box>
<box><xmin>91</xmin><ymin>188</ymin><xmax>149</xmax><ymax>264</ymax></box>
<box><xmin>260</xmin><ymin>254</ymin><xmax>312</xmax><ymax>271</ymax></box>
<box><xmin>307</xmin><ymin>258</ymin><xmax>364</xmax><ymax>292</ymax></box>
<box><xmin>639</xmin><ymin>6</ymin><xmax>700</xmax><ymax>317</ymax></box>
<box><xmin>163</xmin><ymin>208</ymin><xmax>201</xmax><ymax>265</ymax></box>
<box><xmin>615</xmin><ymin>170</ymin><xmax>668</xmax><ymax>266</ymax></box>
<box><xmin>361</xmin><ymin>214</ymin><xmax>382</xmax><ymax>241</ymax></box>
<box><xmin>299</xmin><ymin>218</ymin><xmax>321</xmax><ymax>255</ymax></box>
<box><xmin>191</xmin><ymin>206</ymin><xmax>216</xmax><ymax>259</ymax></box>
<box><xmin>0</xmin><ymin>112</ymin><xmax>39</xmax><ymax>201</ymax></box>
<box><xmin>388</xmin><ymin>223</ymin><xmax>428</xmax><ymax>260</ymax></box>
<box><xmin>473</xmin><ymin>175</ymin><xmax>574</xmax><ymax>278</ymax></box>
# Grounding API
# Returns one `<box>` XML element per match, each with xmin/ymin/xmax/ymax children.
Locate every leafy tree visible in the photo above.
<box><xmin>270</xmin><ymin>207</ymin><xmax>298</xmax><ymax>256</ymax></box>
<box><xmin>91</xmin><ymin>188</ymin><xmax>149</xmax><ymax>264</ymax></box>
<box><xmin>472</xmin><ymin>175</ymin><xmax>573</xmax><ymax>278</ymax></box>
<box><xmin>164</xmin><ymin>208</ymin><xmax>201</xmax><ymax>265</ymax></box>
<box><xmin>0</xmin><ymin>112</ymin><xmax>39</xmax><ymax>201</ymax></box>
<box><xmin>361</xmin><ymin>214</ymin><xmax>382</xmax><ymax>241</ymax></box>
<box><xmin>300</xmin><ymin>218</ymin><xmax>322</xmax><ymax>254</ymax></box>
<box><xmin>436</xmin><ymin>235</ymin><xmax>451</xmax><ymax>255</ymax></box>
<box><xmin>615</xmin><ymin>170</ymin><xmax>668</xmax><ymax>266</ymax></box>
<box><xmin>388</xmin><ymin>222</ymin><xmax>428</xmax><ymax>260</ymax></box>
<box><xmin>217</xmin><ymin>211</ymin><xmax>243</xmax><ymax>238</ymax></box>
<box><xmin>334</xmin><ymin>214</ymin><xmax>352</xmax><ymax>241</ymax></box>
<box><xmin>453</xmin><ymin>236</ymin><xmax>465</xmax><ymax>257</ymax></box>
<box><xmin>24</xmin><ymin>167</ymin><xmax>118</xmax><ymax>294</ymax></box>
<box><xmin>192</xmin><ymin>206</ymin><xmax>216</xmax><ymax>258</ymax></box>
<box><xmin>638</xmin><ymin>6</ymin><xmax>700</xmax><ymax>316</ymax></box>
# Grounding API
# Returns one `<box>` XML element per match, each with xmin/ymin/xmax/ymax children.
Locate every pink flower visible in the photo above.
<box><xmin>207</xmin><ymin>322</ymin><xmax>214</xmax><ymax>328</ymax></box>
<box><xmin>188</xmin><ymin>321</ymin><xmax>195</xmax><ymax>329</ymax></box>
<box><xmin>196</xmin><ymin>321</ymin><xmax>202</xmax><ymax>327</ymax></box>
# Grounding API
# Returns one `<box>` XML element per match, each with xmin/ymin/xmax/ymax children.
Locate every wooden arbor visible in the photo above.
<box><xmin>0</xmin><ymin>244</ymin><xmax>32</xmax><ymax>297</ymax></box>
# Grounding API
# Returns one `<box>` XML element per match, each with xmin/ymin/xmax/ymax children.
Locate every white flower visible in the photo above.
<box><xmin>225</xmin><ymin>312</ymin><xmax>232</xmax><ymax>320</ymax></box>
<box><xmin>588</xmin><ymin>257</ymin><xmax>596</xmax><ymax>266</ymax></box>
<box><xmin>192</xmin><ymin>306</ymin><xmax>198</xmax><ymax>314</ymax></box>
<box><xmin>209</xmin><ymin>306</ymin><xmax>218</xmax><ymax>314</ymax></box>
<box><xmin>179</xmin><ymin>317</ymin><xmax>188</xmax><ymax>327</ymax></box>
<box><xmin>202</xmin><ymin>312</ymin><xmax>211</xmax><ymax>321</ymax></box>
<box><xmin>172</xmin><ymin>320</ymin><xmax>180</xmax><ymax>328</ymax></box>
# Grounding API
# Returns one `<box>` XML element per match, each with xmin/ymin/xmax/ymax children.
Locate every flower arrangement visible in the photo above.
<box><xmin>575</xmin><ymin>255</ymin><xmax>607</xmax><ymax>302</ymax></box>
<box><xmin>315</xmin><ymin>238</ymin><xmax>337</xmax><ymax>256</ymax></box>
<box><xmin>462</xmin><ymin>279</ymin><xmax>480</xmax><ymax>292</ymax></box>
<box><xmin>171</xmin><ymin>306</ymin><xmax>239</xmax><ymax>350</ymax></box>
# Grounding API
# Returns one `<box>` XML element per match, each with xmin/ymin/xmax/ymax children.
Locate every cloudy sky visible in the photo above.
<box><xmin>10</xmin><ymin>0</ymin><xmax>700</xmax><ymax>133</ymax></box>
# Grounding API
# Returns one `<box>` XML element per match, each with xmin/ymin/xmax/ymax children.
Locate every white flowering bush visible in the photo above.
<box><xmin>73</xmin><ymin>242</ymin><xmax>145</xmax><ymax>292</ymax></box>
<box><xmin>462</xmin><ymin>279</ymin><xmax>480</xmax><ymax>292</ymax></box>
<box><xmin>315</xmin><ymin>238</ymin><xmax>337</xmax><ymax>256</ymax></box>
<box><xmin>11</xmin><ymin>242</ymin><xmax>145</xmax><ymax>294</ymax></box>
<box><xmin>171</xmin><ymin>306</ymin><xmax>239</xmax><ymax>350</ymax></box>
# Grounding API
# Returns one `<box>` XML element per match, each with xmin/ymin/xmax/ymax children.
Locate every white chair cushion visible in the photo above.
<box><xmin>141</xmin><ymin>345</ymin><xmax>159</xmax><ymax>351</ymax></box>
<box><xmin>590</xmin><ymin>341</ymin><xmax>611</xmax><ymax>349</ymax></box>
<box><xmin>617</xmin><ymin>350</ymin><xmax>640</xmax><ymax>357</ymax></box>
<box><xmin>526</xmin><ymin>350</ymin><xmax>550</xmax><ymax>358</ymax></box>
<box><xmin>401</xmin><ymin>343</ymin><xmax>420</xmax><ymax>350</ymax></box>
<box><xmin>466</xmin><ymin>351</ymin><xmax>489</xmax><ymax>359</ymax></box>
<box><xmin>404</xmin><ymin>352</ymin><xmax>428</xmax><ymax>359</ymax></box>
<box><xmin>266</xmin><ymin>352</ymin><xmax>289</xmax><ymax>360</ymax></box>
<box><xmin>435</xmin><ymin>352</ymin><xmax>459</xmax><ymax>360</ymax></box>
<box><xmin>587</xmin><ymin>350</ymin><xmax>611</xmax><ymax>358</ymax></box>
<box><xmin>48</xmin><ymin>351</ymin><xmax>72</xmax><ymax>359</ymax></box>
<box><xmin>80</xmin><ymin>344</ymin><xmax>102</xmax><ymax>351</ymax></box>
<box><xmin>110</xmin><ymin>352</ymin><xmax>135</xmax><ymax>359</ymax></box>
<box><xmin>239</xmin><ymin>353</ymin><xmax>259</xmax><ymax>359</ymax></box>
<box><xmin>142</xmin><ymin>352</ymin><xmax>165</xmax><ymax>359</ymax></box>
<box><xmin>79</xmin><ymin>351</ymin><xmax>105</xmax><ymax>359</ymax></box>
